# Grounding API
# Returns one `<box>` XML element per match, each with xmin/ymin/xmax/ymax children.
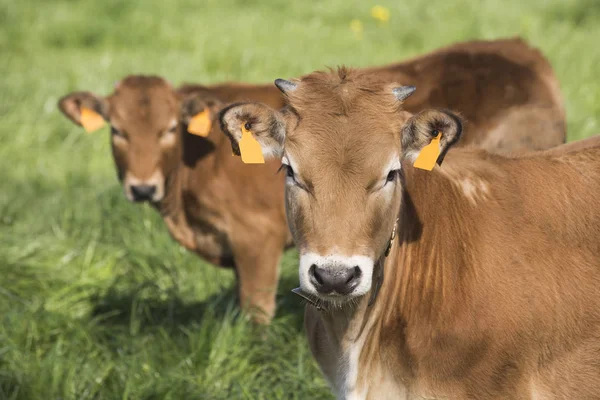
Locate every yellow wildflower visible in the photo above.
<box><xmin>371</xmin><ymin>5</ymin><xmax>390</xmax><ymax>23</ymax></box>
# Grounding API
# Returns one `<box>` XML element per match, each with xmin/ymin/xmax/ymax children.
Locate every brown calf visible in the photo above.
<box><xmin>56</xmin><ymin>38</ymin><xmax>564</xmax><ymax>324</ymax></box>
<box><xmin>58</xmin><ymin>76</ymin><xmax>290</xmax><ymax>323</ymax></box>
<box><xmin>220</xmin><ymin>68</ymin><xmax>600</xmax><ymax>398</ymax></box>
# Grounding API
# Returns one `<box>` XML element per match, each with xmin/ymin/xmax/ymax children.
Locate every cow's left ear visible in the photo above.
<box><xmin>180</xmin><ymin>90</ymin><xmax>224</xmax><ymax>137</ymax></box>
<box><xmin>400</xmin><ymin>109</ymin><xmax>463</xmax><ymax>168</ymax></box>
<box><xmin>219</xmin><ymin>102</ymin><xmax>287</xmax><ymax>159</ymax></box>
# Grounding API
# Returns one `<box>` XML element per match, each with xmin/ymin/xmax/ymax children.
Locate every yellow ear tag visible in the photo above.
<box><xmin>239</xmin><ymin>123</ymin><xmax>265</xmax><ymax>164</ymax></box>
<box><xmin>80</xmin><ymin>107</ymin><xmax>105</xmax><ymax>133</ymax></box>
<box><xmin>413</xmin><ymin>131</ymin><xmax>442</xmax><ymax>171</ymax></box>
<box><xmin>187</xmin><ymin>109</ymin><xmax>212</xmax><ymax>137</ymax></box>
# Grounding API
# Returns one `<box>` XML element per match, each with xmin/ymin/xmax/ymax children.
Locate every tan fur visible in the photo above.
<box><xmin>58</xmin><ymin>75</ymin><xmax>290</xmax><ymax>324</ymax></box>
<box><xmin>299</xmin><ymin>82</ymin><xmax>600</xmax><ymax>397</ymax></box>
<box><xmin>220</xmin><ymin>67</ymin><xmax>600</xmax><ymax>397</ymax></box>
<box><xmin>343</xmin><ymin>145</ymin><xmax>600</xmax><ymax>399</ymax></box>
<box><xmin>364</xmin><ymin>37</ymin><xmax>566</xmax><ymax>153</ymax></box>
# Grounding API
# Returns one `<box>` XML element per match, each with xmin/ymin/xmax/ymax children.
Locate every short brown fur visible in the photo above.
<box><xmin>58</xmin><ymin>75</ymin><xmax>290</xmax><ymax>323</ymax></box>
<box><xmin>366</xmin><ymin>37</ymin><xmax>566</xmax><ymax>153</ymax></box>
<box><xmin>220</xmin><ymin>67</ymin><xmax>600</xmax><ymax>397</ymax></box>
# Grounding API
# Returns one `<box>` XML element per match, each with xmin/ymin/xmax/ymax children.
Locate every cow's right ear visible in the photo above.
<box><xmin>401</xmin><ymin>109</ymin><xmax>463</xmax><ymax>169</ymax></box>
<box><xmin>219</xmin><ymin>102</ymin><xmax>287</xmax><ymax>159</ymax></box>
<box><xmin>57</xmin><ymin>91</ymin><xmax>108</xmax><ymax>128</ymax></box>
<box><xmin>180</xmin><ymin>91</ymin><xmax>223</xmax><ymax>130</ymax></box>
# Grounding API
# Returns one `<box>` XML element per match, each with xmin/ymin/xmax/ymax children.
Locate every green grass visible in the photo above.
<box><xmin>1</xmin><ymin>0</ymin><xmax>599</xmax><ymax>398</ymax></box>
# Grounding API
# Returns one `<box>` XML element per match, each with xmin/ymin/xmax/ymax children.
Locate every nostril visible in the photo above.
<box><xmin>346</xmin><ymin>266</ymin><xmax>362</xmax><ymax>284</ymax></box>
<box><xmin>310</xmin><ymin>264</ymin><xmax>324</xmax><ymax>285</ymax></box>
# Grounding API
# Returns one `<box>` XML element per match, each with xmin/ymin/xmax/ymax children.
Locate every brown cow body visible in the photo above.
<box><xmin>304</xmin><ymin>145</ymin><xmax>600</xmax><ymax>399</ymax></box>
<box><xmin>160</xmin><ymin>82</ymin><xmax>290</xmax><ymax>265</ymax></box>
<box><xmin>59</xmin><ymin>37</ymin><xmax>564</xmax><ymax>324</ymax></box>
<box><xmin>220</xmin><ymin>67</ymin><xmax>600</xmax><ymax>398</ymax></box>
<box><xmin>59</xmin><ymin>77</ymin><xmax>291</xmax><ymax>323</ymax></box>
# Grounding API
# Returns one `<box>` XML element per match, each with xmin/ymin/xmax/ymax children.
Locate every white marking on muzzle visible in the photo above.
<box><xmin>299</xmin><ymin>252</ymin><xmax>374</xmax><ymax>299</ymax></box>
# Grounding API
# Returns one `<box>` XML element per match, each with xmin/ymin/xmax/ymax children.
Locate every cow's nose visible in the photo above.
<box><xmin>309</xmin><ymin>264</ymin><xmax>362</xmax><ymax>295</ymax></box>
<box><xmin>130</xmin><ymin>184</ymin><xmax>157</xmax><ymax>202</ymax></box>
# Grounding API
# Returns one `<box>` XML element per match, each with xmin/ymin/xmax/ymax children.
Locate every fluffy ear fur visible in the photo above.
<box><xmin>57</xmin><ymin>91</ymin><xmax>108</xmax><ymax>126</ymax></box>
<box><xmin>219</xmin><ymin>102</ymin><xmax>287</xmax><ymax>159</ymax></box>
<box><xmin>401</xmin><ymin>109</ymin><xmax>463</xmax><ymax>166</ymax></box>
<box><xmin>180</xmin><ymin>90</ymin><xmax>223</xmax><ymax>126</ymax></box>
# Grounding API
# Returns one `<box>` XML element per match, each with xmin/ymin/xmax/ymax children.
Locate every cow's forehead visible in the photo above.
<box><xmin>282</xmin><ymin>67</ymin><xmax>405</xmax><ymax>170</ymax></box>
<box><xmin>112</xmin><ymin>83</ymin><xmax>176</xmax><ymax>110</ymax></box>
<box><xmin>285</xmin><ymin>67</ymin><xmax>400</xmax><ymax>115</ymax></box>
<box><xmin>108</xmin><ymin>78</ymin><xmax>178</xmax><ymax>126</ymax></box>
<box><xmin>286</xmin><ymin>114</ymin><xmax>401</xmax><ymax>183</ymax></box>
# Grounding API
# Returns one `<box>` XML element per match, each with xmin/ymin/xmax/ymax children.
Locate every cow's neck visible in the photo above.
<box><xmin>152</xmin><ymin>126</ymin><xmax>227</xmax><ymax>251</ymax></box>
<box><xmin>387</xmin><ymin>163</ymin><xmax>478</xmax><ymax>326</ymax></box>
<box><xmin>156</xmin><ymin>160</ymin><xmax>184</xmax><ymax>217</ymax></box>
<box><xmin>151</xmin><ymin>160</ymin><xmax>195</xmax><ymax>251</ymax></box>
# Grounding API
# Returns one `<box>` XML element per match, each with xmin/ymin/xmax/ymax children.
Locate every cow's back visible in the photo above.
<box><xmin>369</xmin><ymin>37</ymin><xmax>566</xmax><ymax>153</ymax></box>
<box><xmin>180</xmin><ymin>82</ymin><xmax>285</xmax><ymax>109</ymax></box>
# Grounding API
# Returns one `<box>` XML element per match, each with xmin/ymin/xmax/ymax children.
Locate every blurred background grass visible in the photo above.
<box><xmin>1</xmin><ymin>0</ymin><xmax>599</xmax><ymax>398</ymax></box>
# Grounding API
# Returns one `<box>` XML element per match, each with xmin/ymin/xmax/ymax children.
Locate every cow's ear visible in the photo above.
<box><xmin>401</xmin><ymin>109</ymin><xmax>463</xmax><ymax>169</ymax></box>
<box><xmin>180</xmin><ymin>90</ymin><xmax>224</xmax><ymax>136</ymax></box>
<box><xmin>57</xmin><ymin>91</ymin><xmax>108</xmax><ymax>128</ymax></box>
<box><xmin>219</xmin><ymin>102</ymin><xmax>287</xmax><ymax>160</ymax></box>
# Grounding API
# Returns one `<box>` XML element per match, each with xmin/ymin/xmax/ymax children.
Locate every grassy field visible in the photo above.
<box><xmin>1</xmin><ymin>0</ymin><xmax>600</xmax><ymax>398</ymax></box>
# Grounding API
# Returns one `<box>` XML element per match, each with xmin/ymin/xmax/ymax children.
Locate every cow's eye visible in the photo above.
<box><xmin>160</xmin><ymin>127</ymin><xmax>176</xmax><ymax>138</ymax></box>
<box><xmin>111</xmin><ymin>126</ymin><xmax>128</xmax><ymax>142</ymax></box>
<box><xmin>111</xmin><ymin>126</ymin><xmax>124</xmax><ymax>137</ymax></box>
<box><xmin>278</xmin><ymin>163</ymin><xmax>296</xmax><ymax>183</ymax></box>
<box><xmin>161</xmin><ymin>120</ymin><xmax>178</xmax><ymax>139</ymax></box>
<box><xmin>286</xmin><ymin>165</ymin><xmax>295</xmax><ymax>179</ymax></box>
<box><xmin>386</xmin><ymin>169</ymin><xmax>399</xmax><ymax>183</ymax></box>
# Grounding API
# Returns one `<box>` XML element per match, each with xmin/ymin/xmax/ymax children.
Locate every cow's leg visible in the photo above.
<box><xmin>231</xmin><ymin>236</ymin><xmax>283</xmax><ymax>324</ymax></box>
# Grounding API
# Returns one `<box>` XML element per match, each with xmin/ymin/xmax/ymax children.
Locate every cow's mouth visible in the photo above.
<box><xmin>293</xmin><ymin>285</ymin><xmax>366</xmax><ymax>311</ymax></box>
